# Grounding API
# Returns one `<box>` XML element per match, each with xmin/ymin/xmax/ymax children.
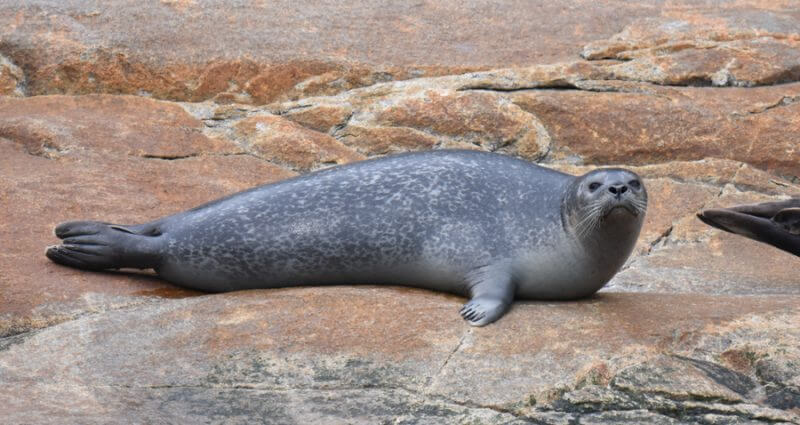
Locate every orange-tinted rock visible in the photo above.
<box><xmin>0</xmin><ymin>54</ymin><xmax>24</xmax><ymax>96</ymax></box>
<box><xmin>632</xmin><ymin>179</ymin><xmax>717</xmax><ymax>253</ymax></box>
<box><xmin>605</xmin><ymin>39</ymin><xmax>800</xmax><ymax>87</ymax></box>
<box><xmin>374</xmin><ymin>90</ymin><xmax>550</xmax><ymax>160</ymax></box>
<box><xmin>2</xmin><ymin>1</ymin><xmax>799</xmax><ymax>105</ymax></box>
<box><xmin>0</xmin><ymin>290</ymin><xmax>797</xmax><ymax>423</ymax></box>
<box><xmin>582</xmin><ymin>13</ymin><xmax>800</xmax><ymax>87</ymax></box>
<box><xmin>337</xmin><ymin>125</ymin><xmax>438</xmax><ymax>156</ymax></box>
<box><xmin>512</xmin><ymin>83</ymin><xmax>800</xmax><ymax>178</ymax></box>
<box><xmin>0</xmin><ymin>95</ymin><xmax>239</xmax><ymax>158</ymax></box>
<box><xmin>0</xmin><ymin>102</ymin><xmax>295</xmax><ymax>336</ymax></box>
<box><xmin>611</xmin><ymin>187</ymin><xmax>800</xmax><ymax>296</ymax></box>
<box><xmin>282</xmin><ymin>104</ymin><xmax>354</xmax><ymax>133</ymax></box>
<box><xmin>454</xmin><ymin>61</ymin><xmax>607</xmax><ymax>91</ymax></box>
<box><xmin>244</xmin><ymin>61</ymin><xmax>345</xmax><ymax>105</ymax></box>
<box><xmin>3</xmin><ymin>2</ymin><xmax>800</xmax><ymax>422</ymax></box>
<box><xmin>234</xmin><ymin>115</ymin><xmax>364</xmax><ymax>171</ymax></box>
<box><xmin>0</xmin><ymin>0</ymin><xmax>670</xmax><ymax>104</ymax></box>
<box><xmin>582</xmin><ymin>13</ymin><xmax>800</xmax><ymax>61</ymax></box>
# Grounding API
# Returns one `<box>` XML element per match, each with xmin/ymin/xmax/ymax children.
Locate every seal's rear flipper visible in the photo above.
<box><xmin>697</xmin><ymin>209</ymin><xmax>800</xmax><ymax>257</ymax></box>
<box><xmin>46</xmin><ymin>220</ymin><xmax>161</xmax><ymax>271</ymax></box>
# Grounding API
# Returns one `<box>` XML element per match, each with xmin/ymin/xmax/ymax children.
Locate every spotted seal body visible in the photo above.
<box><xmin>46</xmin><ymin>150</ymin><xmax>647</xmax><ymax>326</ymax></box>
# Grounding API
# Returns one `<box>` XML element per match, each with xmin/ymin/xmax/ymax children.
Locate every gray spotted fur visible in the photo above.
<box><xmin>47</xmin><ymin>150</ymin><xmax>647</xmax><ymax>326</ymax></box>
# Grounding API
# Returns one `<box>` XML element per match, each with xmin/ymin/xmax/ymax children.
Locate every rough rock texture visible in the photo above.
<box><xmin>2</xmin><ymin>2</ymin><xmax>800</xmax><ymax>424</ymax></box>
<box><xmin>2</xmin><ymin>290</ymin><xmax>799</xmax><ymax>424</ymax></box>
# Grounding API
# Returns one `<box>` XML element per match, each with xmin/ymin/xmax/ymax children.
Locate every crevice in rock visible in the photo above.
<box><xmin>549</xmin><ymin>399</ymin><xmax>794</xmax><ymax>424</ymax></box>
<box><xmin>0</xmin><ymin>296</ymin><xmax>169</xmax><ymax>339</ymax></box>
<box><xmin>646</xmin><ymin>225</ymin><xmax>674</xmax><ymax>256</ymax></box>
<box><xmin>584</xmin><ymin>34</ymin><xmax>800</xmax><ymax>61</ymax></box>
<box><xmin>610</xmin><ymin>380</ymin><xmax>742</xmax><ymax>406</ymax></box>
<box><xmin>0</xmin><ymin>329</ymin><xmax>40</xmax><ymax>352</ymax></box>
<box><xmin>734</xmin><ymin>95</ymin><xmax>800</xmax><ymax>116</ymax></box>
<box><xmin>273</xmin><ymin>104</ymin><xmax>314</xmax><ymax>115</ymax></box>
<box><xmin>673</xmin><ymin>355</ymin><xmax>756</xmax><ymax>396</ymax></box>
<box><xmin>605</xmin><ymin>385</ymin><xmax>784</xmax><ymax>423</ymax></box>
<box><xmin>135</xmin><ymin>151</ymin><xmax>288</xmax><ymax>170</ymax></box>
<box><xmin>100</xmin><ymin>381</ymin><xmax>538</xmax><ymax>422</ymax></box>
<box><xmin>527</xmin><ymin>370</ymin><xmax>796</xmax><ymax>424</ymax></box>
<box><xmin>461</xmin><ymin>77</ymin><xmax>800</xmax><ymax>95</ymax></box>
<box><xmin>330</xmin><ymin>111</ymin><xmax>354</xmax><ymax>137</ymax></box>
<box><xmin>457</xmin><ymin>83</ymin><xmax>580</xmax><ymax>93</ymax></box>
<box><xmin>418</xmin><ymin>393</ymin><xmax>532</xmax><ymax>422</ymax></box>
<box><xmin>0</xmin><ymin>132</ymin><xmax>66</xmax><ymax>159</ymax></box>
<box><xmin>724</xmin><ymin>162</ymin><xmax>747</xmax><ymax>199</ymax></box>
<box><xmin>139</xmin><ymin>153</ymin><xmax>203</xmax><ymax>160</ymax></box>
<box><xmin>433</xmin><ymin>328</ymin><xmax>471</xmax><ymax>381</ymax></box>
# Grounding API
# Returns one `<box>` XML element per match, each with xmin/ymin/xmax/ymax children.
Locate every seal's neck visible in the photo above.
<box><xmin>577</xmin><ymin>210</ymin><xmax>643</xmax><ymax>270</ymax></box>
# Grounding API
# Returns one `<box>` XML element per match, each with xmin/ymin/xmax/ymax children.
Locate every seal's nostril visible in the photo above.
<box><xmin>609</xmin><ymin>184</ymin><xmax>627</xmax><ymax>196</ymax></box>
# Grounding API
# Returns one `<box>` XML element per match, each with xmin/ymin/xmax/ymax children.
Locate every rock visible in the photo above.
<box><xmin>581</xmin><ymin>13</ymin><xmax>800</xmax><ymax>87</ymax></box>
<box><xmin>371</xmin><ymin>89</ymin><xmax>550</xmax><ymax>160</ymax></box>
<box><xmin>336</xmin><ymin>125</ymin><xmax>439</xmax><ymax>156</ymax></box>
<box><xmin>0</xmin><ymin>97</ymin><xmax>296</xmax><ymax>336</ymax></box>
<box><xmin>282</xmin><ymin>104</ymin><xmax>353</xmax><ymax>134</ymax></box>
<box><xmin>7</xmin><ymin>2</ymin><xmax>798</xmax><ymax>103</ymax></box>
<box><xmin>612</xmin><ymin>356</ymin><xmax>751</xmax><ymax>403</ymax></box>
<box><xmin>234</xmin><ymin>114</ymin><xmax>364</xmax><ymax>171</ymax></box>
<box><xmin>0</xmin><ymin>54</ymin><xmax>24</xmax><ymax>96</ymax></box>
<box><xmin>0</xmin><ymin>0</ymin><xmax>667</xmax><ymax>104</ymax></box>
<box><xmin>0</xmin><ymin>95</ymin><xmax>240</xmax><ymax>158</ymax></box>
<box><xmin>609</xmin><ymin>186</ymin><xmax>800</xmax><ymax>296</ymax></box>
<box><xmin>1</xmin><ymin>291</ymin><xmax>798</xmax><ymax>424</ymax></box>
<box><xmin>511</xmin><ymin>82</ymin><xmax>800</xmax><ymax>178</ymax></box>
<box><xmin>3</xmin><ymin>2</ymin><xmax>800</xmax><ymax>423</ymax></box>
<box><xmin>581</xmin><ymin>12</ymin><xmax>800</xmax><ymax>61</ymax></box>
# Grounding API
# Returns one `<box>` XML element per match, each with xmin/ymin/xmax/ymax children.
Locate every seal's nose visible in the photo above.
<box><xmin>608</xmin><ymin>184</ymin><xmax>628</xmax><ymax>198</ymax></box>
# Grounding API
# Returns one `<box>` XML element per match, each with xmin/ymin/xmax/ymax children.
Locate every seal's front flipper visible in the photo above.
<box><xmin>46</xmin><ymin>220</ymin><xmax>161</xmax><ymax>271</ymax></box>
<box><xmin>772</xmin><ymin>208</ymin><xmax>800</xmax><ymax>235</ymax></box>
<box><xmin>460</xmin><ymin>266</ymin><xmax>515</xmax><ymax>327</ymax></box>
<box><xmin>697</xmin><ymin>209</ymin><xmax>800</xmax><ymax>257</ymax></box>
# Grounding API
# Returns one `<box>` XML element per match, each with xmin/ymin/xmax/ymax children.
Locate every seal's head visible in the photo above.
<box><xmin>564</xmin><ymin>168</ymin><xmax>648</xmax><ymax>240</ymax></box>
<box><xmin>772</xmin><ymin>208</ymin><xmax>800</xmax><ymax>235</ymax></box>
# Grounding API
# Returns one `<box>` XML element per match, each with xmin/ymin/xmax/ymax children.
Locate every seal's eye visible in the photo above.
<box><xmin>628</xmin><ymin>179</ymin><xmax>641</xmax><ymax>189</ymax></box>
<box><xmin>588</xmin><ymin>182</ymin><xmax>602</xmax><ymax>192</ymax></box>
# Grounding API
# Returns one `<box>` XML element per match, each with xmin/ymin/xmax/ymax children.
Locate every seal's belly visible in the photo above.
<box><xmin>513</xmin><ymin>245</ymin><xmax>609</xmax><ymax>300</ymax></box>
<box><xmin>155</xmin><ymin>227</ymin><xmax>472</xmax><ymax>293</ymax></box>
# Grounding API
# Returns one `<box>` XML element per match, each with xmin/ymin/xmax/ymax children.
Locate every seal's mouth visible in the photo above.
<box><xmin>604</xmin><ymin>202</ymin><xmax>640</xmax><ymax>217</ymax></box>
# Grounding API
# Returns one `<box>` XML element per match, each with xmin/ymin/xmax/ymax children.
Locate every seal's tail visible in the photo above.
<box><xmin>46</xmin><ymin>220</ymin><xmax>162</xmax><ymax>271</ymax></box>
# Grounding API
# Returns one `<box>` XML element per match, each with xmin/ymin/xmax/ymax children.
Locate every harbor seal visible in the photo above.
<box><xmin>46</xmin><ymin>150</ymin><xmax>648</xmax><ymax>326</ymax></box>
<box><xmin>698</xmin><ymin>199</ymin><xmax>800</xmax><ymax>257</ymax></box>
